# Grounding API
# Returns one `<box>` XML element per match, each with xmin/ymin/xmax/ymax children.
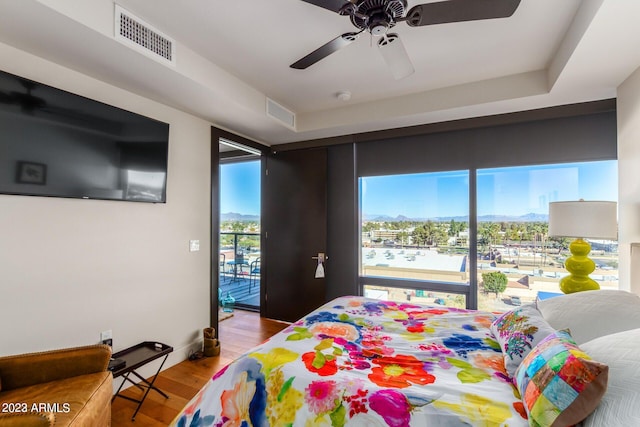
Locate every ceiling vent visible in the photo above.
<box><xmin>114</xmin><ymin>4</ymin><xmax>175</xmax><ymax>66</ymax></box>
<box><xmin>266</xmin><ymin>98</ymin><xmax>295</xmax><ymax>130</ymax></box>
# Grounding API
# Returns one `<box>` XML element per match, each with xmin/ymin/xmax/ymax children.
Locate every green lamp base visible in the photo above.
<box><xmin>559</xmin><ymin>238</ymin><xmax>600</xmax><ymax>294</ymax></box>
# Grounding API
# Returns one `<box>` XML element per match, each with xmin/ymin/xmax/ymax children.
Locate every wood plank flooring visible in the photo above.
<box><xmin>110</xmin><ymin>310</ymin><xmax>289</xmax><ymax>426</ymax></box>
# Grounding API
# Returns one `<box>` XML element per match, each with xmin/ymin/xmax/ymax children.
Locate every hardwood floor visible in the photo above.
<box><xmin>110</xmin><ymin>310</ymin><xmax>289</xmax><ymax>426</ymax></box>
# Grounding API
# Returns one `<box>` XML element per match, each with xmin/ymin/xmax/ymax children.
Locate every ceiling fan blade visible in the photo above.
<box><xmin>405</xmin><ymin>0</ymin><xmax>521</xmax><ymax>27</ymax></box>
<box><xmin>291</xmin><ymin>32</ymin><xmax>361</xmax><ymax>69</ymax></box>
<box><xmin>377</xmin><ymin>33</ymin><xmax>414</xmax><ymax>80</ymax></box>
<box><xmin>0</xmin><ymin>91</ymin><xmax>13</xmax><ymax>104</ymax></box>
<box><xmin>299</xmin><ymin>0</ymin><xmax>352</xmax><ymax>14</ymax></box>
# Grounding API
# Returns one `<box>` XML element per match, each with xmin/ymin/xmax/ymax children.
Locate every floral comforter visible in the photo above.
<box><xmin>172</xmin><ymin>296</ymin><xmax>528</xmax><ymax>427</ymax></box>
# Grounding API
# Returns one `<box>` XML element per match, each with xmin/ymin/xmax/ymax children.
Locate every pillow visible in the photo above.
<box><xmin>537</xmin><ymin>290</ymin><xmax>640</xmax><ymax>344</ymax></box>
<box><xmin>514</xmin><ymin>329</ymin><xmax>608</xmax><ymax>427</ymax></box>
<box><xmin>490</xmin><ymin>304</ymin><xmax>557</xmax><ymax>378</ymax></box>
<box><xmin>580</xmin><ymin>328</ymin><xmax>640</xmax><ymax>426</ymax></box>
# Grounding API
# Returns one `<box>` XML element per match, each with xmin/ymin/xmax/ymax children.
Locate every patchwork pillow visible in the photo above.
<box><xmin>490</xmin><ymin>304</ymin><xmax>556</xmax><ymax>378</ymax></box>
<box><xmin>580</xmin><ymin>328</ymin><xmax>640</xmax><ymax>426</ymax></box>
<box><xmin>514</xmin><ymin>329</ymin><xmax>608</xmax><ymax>427</ymax></box>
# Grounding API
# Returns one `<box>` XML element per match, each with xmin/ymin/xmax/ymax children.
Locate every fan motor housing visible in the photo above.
<box><xmin>350</xmin><ymin>0</ymin><xmax>407</xmax><ymax>34</ymax></box>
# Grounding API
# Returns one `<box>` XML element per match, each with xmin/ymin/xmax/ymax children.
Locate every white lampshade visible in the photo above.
<box><xmin>548</xmin><ymin>201</ymin><xmax>617</xmax><ymax>239</ymax></box>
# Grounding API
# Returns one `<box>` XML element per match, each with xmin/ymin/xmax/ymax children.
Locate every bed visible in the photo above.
<box><xmin>172</xmin><ymin>291</ymin><xmax>640</xmax><ymax>427</ymax></box>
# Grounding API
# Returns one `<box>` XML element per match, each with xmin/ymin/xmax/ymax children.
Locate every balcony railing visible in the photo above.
<box><xmin>219</xmin><ymin>232</ymin><xmax>260</xmax><ymax>309</ymax></box>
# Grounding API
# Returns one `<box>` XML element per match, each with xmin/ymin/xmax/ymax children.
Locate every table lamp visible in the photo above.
<box><xmin>548</xmin><ymin>200</ymin><xmax>617</xmax><ymax>294</ymax></box>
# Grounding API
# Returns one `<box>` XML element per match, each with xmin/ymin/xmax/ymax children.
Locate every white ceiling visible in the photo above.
<box><xmin>0</xmin><ymin>0</ymin><xmax>639</xmax><ymax>146</ymax></box>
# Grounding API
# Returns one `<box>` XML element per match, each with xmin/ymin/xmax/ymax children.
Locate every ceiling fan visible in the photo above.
<box><xmin>291</xmin><ymin>0</ymin><xmax>522</xmax><ymax>79</ymax></box>
<box><xmin>0</xmin><ymin>80</ymin><xmax>47</xmax><ymax>114</ymax></box>
<box><xmin>0</xmin><ymin>76</ymin><xmax>122</xmax><ymax>135</ymax></box>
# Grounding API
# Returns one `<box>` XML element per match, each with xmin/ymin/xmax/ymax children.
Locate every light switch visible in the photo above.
<box><xmin>189</xmin><ymin>240</ymin><xmax>200</xmax><ymax>252</ymax></box>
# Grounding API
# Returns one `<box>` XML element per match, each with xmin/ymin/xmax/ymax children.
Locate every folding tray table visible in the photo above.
<box><xmin>110</xmin><ymin>341</ymin><xmax>173</xmax><ymax>421</ymax></box>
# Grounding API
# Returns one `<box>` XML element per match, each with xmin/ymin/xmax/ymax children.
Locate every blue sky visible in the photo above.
<box><xmin>362</xmin><ymin>160</ymin><xmax>618</xmax><ymax>219</ymax></box>
<box><xmin>361</xmin><ymin>170</ymin><xmax>470</xmax><ymax>218</ymax></box>
<box><xmin>220</xmin><ymin>160</ymin><xmax>618</xmax><ymax>219</ymax></box>
<box><xmin>220</xmin><ymin>161</ymin><xmax>261</xmax><ymax>215</ymax></box>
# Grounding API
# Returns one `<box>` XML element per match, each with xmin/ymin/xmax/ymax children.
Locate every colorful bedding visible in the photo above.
<box><xmin>172</xmin><ymin>296</ymin><xmax>528</xmax><ymax>426</ymax></box>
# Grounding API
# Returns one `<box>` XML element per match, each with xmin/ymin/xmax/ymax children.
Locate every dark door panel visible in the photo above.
<box><xmin>264</xmin><ymin>149</ymin><xmax>327</xmax><ymax>322</ymax></box>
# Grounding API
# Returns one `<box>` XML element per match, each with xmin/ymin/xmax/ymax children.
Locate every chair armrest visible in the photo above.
<box><xmin>0</xmin><ymin>344</ymin><xmax>111</xmax><ymax>391</ymax></box>
<box><xmin>0</xmin><ymin>412</ymin><xmax>55</xmax><ymax>426</ymax></box>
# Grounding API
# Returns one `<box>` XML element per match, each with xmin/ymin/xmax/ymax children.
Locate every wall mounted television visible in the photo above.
<box><xmin>0</xmin><ymin>69</ymin><xmax>169</xmax><ymax>203</ymax></box>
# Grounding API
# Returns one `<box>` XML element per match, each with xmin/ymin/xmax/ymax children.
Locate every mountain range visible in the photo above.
<box><xmin>364</xmin><ymin>213</ymin><xmax>549</xmax><ymax>222</ymax></box>
<box><xmin>222</xmin><ymin>212</ymin><xmax>549</xmax><ymax>223</ymax></box>
<box><xmin>221</xmin><ymin>212</ymin><xmax>260</xmax><ymax>222</ymax></box>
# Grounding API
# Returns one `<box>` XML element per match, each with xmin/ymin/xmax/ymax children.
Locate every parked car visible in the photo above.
<box><xmin>434</xmin><ymin>298</ymin><xmax>446</xmax><ymax>305</ymax></box>
<box><xmin>510</xmin><ymin>296</ymin><xmax>522</xmax><ymax>306</ymax></box>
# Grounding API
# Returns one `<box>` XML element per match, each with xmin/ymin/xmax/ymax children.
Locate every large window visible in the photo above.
<box><xmin>358</xmin><ymin>160</ymin><xmax>618</xmax><ymax>311</ymax></box>
<box><xmin>475</xmin><ymin>161</ymin><xmax>618</xmax><ymax>311</ymax></box>
<box><xmin>360</xmin><ymin>171</ymin><xmax>470</xmax><ymax>307</ymax></box>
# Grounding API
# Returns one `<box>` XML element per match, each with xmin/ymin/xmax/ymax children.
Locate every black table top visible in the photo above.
<box><xmin>110</xmin><ymin>341</ymin><xmax>173</xmax><ymax>377</ymax></box>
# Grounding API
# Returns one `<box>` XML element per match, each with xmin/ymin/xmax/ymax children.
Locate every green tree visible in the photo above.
<box><xmin>482</xmin><ymin>271</ymin><xmax>508</xmax><ymax>298</ymax></box>
<box><xmin>362</xmin><ymin>222</ymin><xmax>378</xmax><ymax>232</ymax></box>
<box><xmin>412</xmin><ymin>224</ymin><xmax>428</xmax><ymax>247</ymax></box>
<box><xmin>397</xmin><ymin>231</ymin><xmax>409</xmax><ymax>247</ymax></box>
<box><xmin>529</xmin><ymin>222</ymin><xmax>549</xmax><ymax>267</ymax></box>
<box><xmin>479</xmin><ymin>222</ymin><xmax>501</xmax><ymax>255</ymax></box>
<box><xmin>549</xmin><ymin>236</ymin><xmax>570</xmax><ymax>254</ymax></box>
<box><xmin>412</xmin><ymin>221</ymin><xmax>440</xmax><ymax>247</ymax></box>
<box><xmin>434</xmin><ymin>223</ymin><xmax>449</xmax><ymax>246</ymax></box>
<box><xmin>231</xmin><ymin>221</ymin><xmax>245</xmax><ymax>232</ymax></box>
<box><xmin>448</xmin><ymin>219</ymin><xmax>464</xmax><ymax>237</ymax></box>
<box><xmin>397</xmin><ymin>221</ymin><xmax>410</xmax><ymax>232</ymax></box>
<box><xmin>450</xmin><ymin>294</ymin><xmax>466</xmax><ymax>309</ymax></box>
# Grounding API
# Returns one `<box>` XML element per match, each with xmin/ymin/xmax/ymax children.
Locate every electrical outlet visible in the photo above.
<box><xmin>189</xmin><ymin>239</ymin><xmax>200</xmax><ymax>252</ymax></box>
<box><xmin>101</xmin><ymin>330</ymin><xmax>112</xmax><ymax>347</ymax></box>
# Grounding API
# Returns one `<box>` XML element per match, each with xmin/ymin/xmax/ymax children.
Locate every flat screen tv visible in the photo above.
<box><xmin>0</xmin><ymin>69</ymin><xmax>169</xmax><ymax>203</ymax></box>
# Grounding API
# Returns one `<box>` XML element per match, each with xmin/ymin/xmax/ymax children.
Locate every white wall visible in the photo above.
<box><xmin>617</xmin><ymin>65</ymin><xmax>640</xmax><ymax>295</ymax></box>
<box><xmin>0</xmin><ymin>43</ymin><xmax>212</xmax><ymax>382</ymax></box>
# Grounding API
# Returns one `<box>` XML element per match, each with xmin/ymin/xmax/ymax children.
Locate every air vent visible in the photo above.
<box><xmin>266</xmin><ymin>98</ymin><xmax>295</xmax><ymax>129</ymax></box>
<box><xmin>114</xmin><ymin>5</ymin><xmax>175</xmax><ymax>66</ymax></box>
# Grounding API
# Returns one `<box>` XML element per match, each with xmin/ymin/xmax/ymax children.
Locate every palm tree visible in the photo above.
<box><xmin>529</xmin><ymin>222</ymin><xmax>545</xmax><ymax>267</ymax></box>
<box><xmin>514</xmin><ymin>223</ymin><xmax>526</xmax><ymax>266</ymax></box>
<box><xmin>479</xmin><ymin>222</ymin><xmax>501</xmax><ymax>260</ymax></box>
<box><xmin>397</xmin><ymin>231</ymin><xmax>409</xmax><ymax>247</ymax></box>
<box><xmin>540</xmin><ymin>222</ymin><xmax>549</xmax><ymax>267</ymax></box>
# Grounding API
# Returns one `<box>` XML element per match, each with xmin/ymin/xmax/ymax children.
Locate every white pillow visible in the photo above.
<box><xmin>580</xmin><ymin>328</ymin><xmax>640</xmax><ymax>427</ymax></box>
<box><xmin>536</xmin><ymin>290</ymin><xmax>640</xmax><ymax>344</ymax></box>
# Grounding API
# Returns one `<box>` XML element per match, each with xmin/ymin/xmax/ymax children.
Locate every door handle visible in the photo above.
<box><xmin>313</xmin><ymin>253</ymin><xmax>327</xmax><ymax>279</ymax></box>
<box><xmin>312</xmin><ymin>253</ymin><xmax>327</xmax><ymax>262</ymax></box>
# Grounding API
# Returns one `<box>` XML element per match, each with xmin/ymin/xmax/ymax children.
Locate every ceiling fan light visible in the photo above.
<box><xmin>377</xmin><ymin>33</ymin><xmax>414</xmax><ymax>80</ymax></box>
<box><xmin>370</xmin><ymin>23</ymin><xmax>388</xmax><ymax>36</ymax></box>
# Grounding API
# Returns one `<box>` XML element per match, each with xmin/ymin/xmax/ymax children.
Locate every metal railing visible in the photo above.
<box><xmin>219</xmin><ymin>232</ymin><xmax>260</xmax><ymax>309</ymax></box>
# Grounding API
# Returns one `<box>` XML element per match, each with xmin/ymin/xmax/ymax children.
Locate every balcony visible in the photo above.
<box><xmin>219</xmin><ymin>232</ymin><xmax>260</xmax><ymax>309</ymax></box>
